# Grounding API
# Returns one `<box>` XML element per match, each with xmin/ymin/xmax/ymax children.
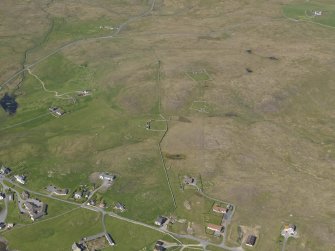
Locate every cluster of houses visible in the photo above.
<box><xmin>0</xmin><ymin>161</ymin><xmax>299</xmax><ymax>250</ymax></box>
<box><xmin>0</xmin><ymin>165</ymin><xmax>26</xmax><ymax>185</ymax></box>
<box><xmin>206</xmin><ymin>204</ymin><xmax>234</xmax><ymax>237</ymax></box>
<box><xmin>72</xmin><ymin>232</ymin><xmax>114</xmax><ymax>251</ymax></box>
<box><xmin>0</xmin><ymin>191</ymin><xmax>14</xmax><ymax>202</ymax></box>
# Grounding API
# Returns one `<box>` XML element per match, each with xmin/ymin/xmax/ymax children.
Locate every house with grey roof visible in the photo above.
<box><xmin>23</xmin><ymin>198</ymin><xmax>47</xmax><ymax>221</ymax></box>
<box><xmin>155</xmin><ymin>216</ymin><xmax>167</xmax><ymax>226</ymax></box>
<box><xmin>245</xmin><ymin>235</ymin><xmax>257</xmax><ymax>247</ymax></box>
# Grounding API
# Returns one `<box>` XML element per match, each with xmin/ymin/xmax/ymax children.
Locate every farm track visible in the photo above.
<box><xmin>27</xmin><ymin>68</ymin><xmax>76</xmax><ymax>103</ymax></box>
<box><xmin>0</xmin><ymin>0</ymin><xmax>156</xmax><ymax>89</ymax></box>
<box><xmin>16</xmin><ymin>0</ymin><xmax>55</xmax><ymax>89</ymax></box>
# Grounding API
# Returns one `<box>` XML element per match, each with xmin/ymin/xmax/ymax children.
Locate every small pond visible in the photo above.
<box><xmin>0</xmin><ymin>93</ymin><xmax>18</xmax><ymax>114</ymax></box>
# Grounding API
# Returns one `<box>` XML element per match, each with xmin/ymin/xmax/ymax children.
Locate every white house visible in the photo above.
<box><xmin>14</xmin><ymin>175</ymin><xmax>26</xmax><ymax>184</ymax></box>
<box><xmin>99</xmin><ymin>173</ymin><xmax>115</xmax><ymax>182</ymax></box>
<box><xmin>283</xmin><ymin>224</ymin><xmax>296</xmax><ymax>236</ymax></box>
<box><xmin>74</xmin><ymin>191</ymin><xmax>83</xmax><ymax>199</ymax></box>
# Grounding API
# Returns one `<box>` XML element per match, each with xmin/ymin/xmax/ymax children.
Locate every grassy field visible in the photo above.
<box><xmin>104</xmin><ymin>217</ymin><xmax>166</xmax><ymax>251</ymax></box>
<box><xmin>283</xmin><ymin>1</ymin><xmax>335</xmax><ymax>27</ymax></box>
<box><xmin>3</xmin><ymin>209</ymin><xmax>101</xmax><ymax>251</ymax></box>
<box><xmin>0</xmin><ymin>0</ymin><xmax>334</xmax><ymax>250</ymax></box>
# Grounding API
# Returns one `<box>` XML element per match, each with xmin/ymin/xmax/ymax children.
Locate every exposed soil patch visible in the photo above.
<box><xmin>268</xmin><ymin>56</ymin><xmax>279</xmax><ymax>61</ymax></box>
<box><xmin>178</xmin><ymin>116</ymin><xmax>191</xmax><ymax>123</ymax></box>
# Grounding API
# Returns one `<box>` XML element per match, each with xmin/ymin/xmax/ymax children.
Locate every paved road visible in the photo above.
<box><xmin>281</xmin><ymin>237</ymin><xmax>288</xmax><ymax>251</ymax></box>
<box><xmin>280</xmin><ymin>231</ymin><xmax>298</xmax><ymax>251</ymax></box>
<box><xmin>1</xmin><ymin>180</ymin><xmax>29</xmax><ymax>215</ymax></box>
<box><xmin>0</xmin><ymin>194</ymin><xmax>8</xmax><ymax>222</ymax></box>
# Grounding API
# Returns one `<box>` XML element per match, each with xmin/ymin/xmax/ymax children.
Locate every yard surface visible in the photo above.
<box><xmin>0</xmin><ymin>0</ymin><xmax>334</xmax><ymax>251</ymax></box>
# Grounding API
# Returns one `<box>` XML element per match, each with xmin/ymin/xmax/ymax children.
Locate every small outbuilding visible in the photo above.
<box><xmin>114</xmin><ymin>202</ymin><xmax>126</xmax><ymax>212</ymax></box>
<box><xmin>155</xmin><ymin>216</ymin><xmax>167</xmax><ymax>226</ymax></box>
<box><xmin>49</xmin><ymin>107</ymin><xmax>65</xmax><ymax>117</ymax></box>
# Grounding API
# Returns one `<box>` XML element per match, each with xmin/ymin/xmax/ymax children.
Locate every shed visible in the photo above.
<box><xmin>155</xmin><ymin>216</ymin><xmax>167</xmax><ymax>226</ymax></box>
